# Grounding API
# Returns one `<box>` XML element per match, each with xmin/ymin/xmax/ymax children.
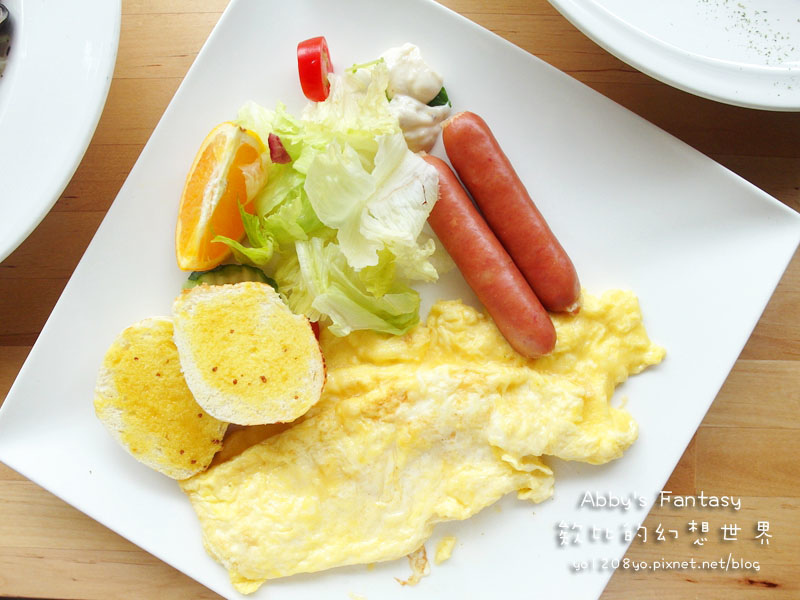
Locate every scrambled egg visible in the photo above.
<box><xmin>180</xmin><ymin>290</ymin><xmax>664</xmax><ymax>593</ymax></box>
<box><xmin>434</xmin><ymin>536</ymin><xmax>457</xmax><ymax>564</ymax></box>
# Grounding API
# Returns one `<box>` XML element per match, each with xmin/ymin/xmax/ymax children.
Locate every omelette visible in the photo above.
<box><xmin>180</xmin><ymin>290</ymin><xmax>665</xmax><ymax>593</ymax></box>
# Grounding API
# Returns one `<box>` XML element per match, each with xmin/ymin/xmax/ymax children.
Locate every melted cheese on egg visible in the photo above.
<box><xmin>180</xmin><ymin>290</ymin><xmax>664</xmax><ymax>593</ymax></box>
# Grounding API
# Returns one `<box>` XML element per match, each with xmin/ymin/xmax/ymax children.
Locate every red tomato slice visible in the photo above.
<box><xmin>297</xmin><ymin>36</ymin><xmax>333</xmax><ymax>102</ymax></box>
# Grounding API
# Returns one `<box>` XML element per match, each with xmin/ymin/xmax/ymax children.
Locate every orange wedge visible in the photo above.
<box><xmin>175</xmin><ymin>122</ymin><xmax>269</xmax><ymax>271</ymax></box>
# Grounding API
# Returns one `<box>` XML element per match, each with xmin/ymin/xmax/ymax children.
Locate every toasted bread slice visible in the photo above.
<box><xmin>93</xmin><ymin>317</ymin><xmax>228</xmax><ymax>479</ymax></box>
<box><xmin>172</xmin><ymin>282</ymin><xmax>325</xmax><ymax>425</ymax></box>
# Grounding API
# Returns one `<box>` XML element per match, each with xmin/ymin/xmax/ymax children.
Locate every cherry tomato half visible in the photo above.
<box><xmin>297</xmin><ymin>36</ymin><xmax>333</xmax><ymax>102</ymax></box>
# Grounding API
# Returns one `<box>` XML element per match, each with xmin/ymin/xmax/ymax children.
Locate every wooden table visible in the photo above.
<box><xmin>1</xmin><ymin>1</ymin><xmax>798</xmax><ymax>598</ymax></box>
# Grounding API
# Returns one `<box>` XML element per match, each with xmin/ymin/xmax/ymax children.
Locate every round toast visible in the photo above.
<box><xmin>93</xmin><ymin>316</ymin><xmax>228</xmax><ymax>479</ymax></box>
<box><xmin>172</xmin><ymin>282</ymin><xmax>325</xmax><ymax>425</ymax></box>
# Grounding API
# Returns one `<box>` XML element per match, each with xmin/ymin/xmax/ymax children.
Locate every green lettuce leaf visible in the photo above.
<box><xmin>304</xmin><ymin>131</ymin><xmax>438</xmax><ymax>278</ymax></box>
<box><xmin>218</xmin><ymin>60</ymin><xmax>438</xmax><ymax>336</ymax></box>
<box><xmin>282</xmin><ymin>238</ymin><xmax>420</xmax><ymax>336</ymax></box>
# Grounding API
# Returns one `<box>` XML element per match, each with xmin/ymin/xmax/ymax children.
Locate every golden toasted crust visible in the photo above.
<box><xmin>93</xmin><ymin>316</ymin><xmax>228</xmax><ymax>479</ymax></box>
<box><xmin>172</xmin><ymin>282</ymin><xmax>325</xmax><ymax>425</ymax></box>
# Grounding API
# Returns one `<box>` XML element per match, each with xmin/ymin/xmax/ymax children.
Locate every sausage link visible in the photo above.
<box><xmin>423</xmin><ymin>154</ymin><xmax>556</xmax><ymax>358</ymax></box>
<box><xmin>442</xmin><ymin>111</ymin><xmax>581</xmax><ymax>314</ymax></box>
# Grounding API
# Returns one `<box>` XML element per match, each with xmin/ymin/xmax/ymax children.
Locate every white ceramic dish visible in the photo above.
<box><xmin>0</xmin><ymin>0</ymin><xmax>120</xmax><ymax>262</ymax></box>
<box><xmin>549</xmin><ymin>0</ymin><xmax>800</xmax><ymax>110</ymax></box>
<box><xmin>1</xmin><ymin>0</ymin><xmax>799</xmax><ymax>599</ymax></box>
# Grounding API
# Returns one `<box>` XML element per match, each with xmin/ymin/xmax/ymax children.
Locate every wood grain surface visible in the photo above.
<box><xmin>1</xmin><ymin>1</ymin><xmax>798</xmax><ymax>598</ymax></box>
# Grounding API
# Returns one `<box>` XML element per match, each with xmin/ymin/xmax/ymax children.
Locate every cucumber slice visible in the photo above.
<box><xmin>427</xmin><ymin>86</ymin><xmax>450</xmax><ymax>107</ymax></box>
<box><xmin>183</xmin><ymin>264</ymin><xmax>278</xmax><ymax>291</ymax></box>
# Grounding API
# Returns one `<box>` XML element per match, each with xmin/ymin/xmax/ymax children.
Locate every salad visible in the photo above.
<box><xmin>177</xmin><ymin>39</ymin><xmax>452</xmax><ymax>336</ymax></box>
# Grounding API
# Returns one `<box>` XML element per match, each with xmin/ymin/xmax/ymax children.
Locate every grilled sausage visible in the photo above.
<box><xmin>423</xmin><ymin>154</ymin><xmax>556</xmax><ymax>357</ymax></box>
<box><xmin>442</xmin><ymin>111</ymin><xmax>581</xmax><ymax>314</ymax></box>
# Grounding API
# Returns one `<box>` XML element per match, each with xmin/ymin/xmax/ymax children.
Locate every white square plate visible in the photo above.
<box><xmin>1</xmin><ymin>0</ymin><xmax>798</xmax><ymax>599</ymax></box>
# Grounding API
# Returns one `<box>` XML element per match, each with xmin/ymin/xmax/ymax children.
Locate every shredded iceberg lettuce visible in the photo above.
<box><xmin>215</xmin><ymin>60</ymin><xmax>439</xmax><ymax>336</ymax></box>
<box><xmin>304</xmin><ymin>131</ymin><xmax>438</xmax><ymax>276</ymax></box>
